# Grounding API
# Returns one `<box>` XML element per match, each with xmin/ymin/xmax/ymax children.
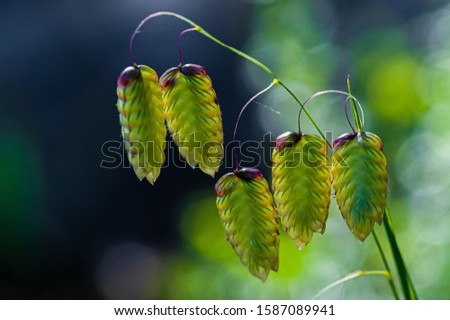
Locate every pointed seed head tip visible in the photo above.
<box><xmin>117</xmin><ymin>66</ymin><xmax>141</xmax><ymax>87</ymax></box>
<box><xmin>333</xmin><ymin>132</ymin><xmax>357</xmax><ymax>148</ymax></box>
<box><xmin>275</xmin><ymin>131</ymin><xmax>301</xmax><ymax>150</ymax></box>
<box><xmin>159</xmin><ymin>66</ymin><xmax>180</xmax><ymax>89</ymax></box>
<box><xmin>236</xmin><ymin>168</ymin><xmax>262</xmax><ymax>181</ymax></box>
<box><xmin>180</xmin><ymin>64</ymin><xmax>206</xmax><ymax>76</ymax></box>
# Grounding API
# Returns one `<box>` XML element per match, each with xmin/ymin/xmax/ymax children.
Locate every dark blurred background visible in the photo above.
<box><xmin>1</xmin><ymin>0</ymin><xmax>449</xmax><ymax>299</ymax></box>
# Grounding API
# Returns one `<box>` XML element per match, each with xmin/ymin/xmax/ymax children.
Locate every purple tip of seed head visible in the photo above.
<box><xmin>159</xmin><ymin>66</ymin><xmax>179</xmax><ymax>88</ymax></box>
<box><xmin>180</xmin><ymin>64</ymin><xmax>206</xmax><ymax>76</ymax></box>
<box><xmin>275</xmin><ymin>131</ymin><xmax>301</xmax><ymax>150</ymax></box>
<box><xmin>333</xmin><ymin>132</ymin><xmax>357</xmax><ymax>148</ymax></box>
<box><xmin>236</xmin><ymin>168</ymin><xmax>262</xmax><ymax>181</ymax></box>
<box><xmin>117</xmin><ymin>66</ymin><xmax>141</xmax><ymax>87</ymax></box>
<box><xmin>214</xmin><ymin>172</ymin><xmax>236</xmax><ymax>197</ymax></box>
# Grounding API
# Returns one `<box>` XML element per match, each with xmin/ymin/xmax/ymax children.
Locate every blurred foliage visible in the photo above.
<box><xmin>0</xmin><ymin>130</ymin><xmax>43</xmax><ymax>250</ymax></box>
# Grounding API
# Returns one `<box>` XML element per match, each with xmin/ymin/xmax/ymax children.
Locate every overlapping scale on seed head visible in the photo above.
<box><xmin>331</xmin><ymin>131</ymin><xmax>388</xmax><ymax>242</ymax></box>
<box><xmin>214</xmin><ymin>168</ymin><xmax>279</xmax><ymax>281</ymax></box>
<box><xmin>272</xmin><ymin>132</ymin><xmax>331</xmax><ymax>249</ymax></box>
<box><xmin>116</xmin><ymin>65</ymin><xmax>166</xmax><ymax>184</ymax></box>
<box><xmin>160</xmin><ymin>64</ymin><xmax>223</xmax><ymax>177</ymax></box>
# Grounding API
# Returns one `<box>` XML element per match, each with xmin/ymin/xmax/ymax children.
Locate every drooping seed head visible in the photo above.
<box><xmin>214</xmin><ymin>168</ymin><xmax>279</xmax><ymax>282</ymax></box>
<box><xmin>161</xmin><ymin>64</ymin><xmax>223</xmax><ymax>177</ymax></box>
<box><xmin>116</xmin><ymin>65</ymin><xmax>166</xmax><ymax>184</ymax></box>
<box><xmin>272</xmin><ymin>132</ymin><xmax>331</xmax><ymax>249</ymax></box>
<box><xmin>331</xmin><ymin>131</ymin><xmax>388</xmax><ymax>242</ymax></box>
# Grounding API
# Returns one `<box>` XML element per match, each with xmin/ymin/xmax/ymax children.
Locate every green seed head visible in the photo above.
<box><xmin>215</xmin><ymin>168</ymin><xmax>279</xmax><ymax>281</ymax></box>
<box><xmin>331</xmin><ymin>131</ymin><xmax>388</xmax><ymax>242</ymax></box>
<box><xmin>116</xmin><ymin>65</ymin><xmax>166</xmax><ymax>184</ymax></box>
<box><xmin>160</xmin><ymin>64</ymin><xmax>223</xmax><ymax>177</ymax></box>
<box><xmin>272</xmin><ymin>132</ymin><xmax>331</xmax><ymax>249</ymax></box>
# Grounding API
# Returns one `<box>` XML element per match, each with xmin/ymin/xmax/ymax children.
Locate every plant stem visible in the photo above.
<box><xmin>383</xmin><ymin>208</ymin><xmax>418</xmax><ymax>299</ymax></box>
<box><xmin>177</xmin><ymin>28</ymin><xmax>196</xmax><ymax>65</ymax></box>
<box><xmin>297</xmin><ymin>89</ymin><xmax>367</xmax><ymax>133</ymax></box>
<box><xmin>372</xmin><ymin>230</ymin><xmax>400</xmax><ymax>299</ymax></box>
<box><xmin>196</xmin><ymin>24</ymin><xmax>327</xmax><ymax>141</ymax></box>
<box><xmin>275</xmin><ymin>81</ymin><xmax>326</xmax><ymax>138</ymax></box>
<box><xmin>232</xmin><ymin>80</ymin><xmax>277</xmax><ymax>170</ymax></box>
<box><xmin>346</xmin><ymin>75</ymin><xmax>363</xmax><ymax>132</ymax></box>
<box><xmin>311</xmin><ymin>270</ymin><xmax>392</xmax><ymax>299</ymax></box>
<box><xmin>129</xmin><ymin>11</ymin><xmax>328</xmax><ymax>142</ymax></box>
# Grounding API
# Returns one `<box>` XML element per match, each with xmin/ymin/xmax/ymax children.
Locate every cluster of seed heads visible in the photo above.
<box><xmin>116</xmin><ymin>20</ymin><xmax>388</xmax><ymax>283</ymax></box>
<box><xmin>214</xmin><ymin>130</ymin><xmax>387</xmax><ymax>281</ymax></box>
<box><xmin>117</xmin><ymin>62</ymin><xmax>222</xmax><ymax>184</ymax></box>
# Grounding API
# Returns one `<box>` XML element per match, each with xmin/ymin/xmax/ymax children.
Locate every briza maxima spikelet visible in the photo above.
<box><xmin>331</xmin><ymin>131</ymin><xmax>388</xmax><ymax>242</ymax></box>
<box><xmin>272</xmin><ymin>132</ymin><xmax>331</xmax><ymax>249</ymax></box>
<box><xmin>160</xmin><ymin>64</ymin><xmax>223</xmax><ymax>177</ymax></box>
<box><xmin>214</xmin><ymin>168</ymin><xmax>279</xmax><ymax>282</ymax></box>
<box><xmin>116</xmin><ymin>65</ymin><xmax>166</xmax><ymax>184</ymax></box>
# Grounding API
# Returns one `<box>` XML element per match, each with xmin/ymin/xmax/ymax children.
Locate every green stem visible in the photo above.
<box><xmin>195</xmin><ymin>23</ymin><xmax>327</xmax><ymax>141</ymax></box>
<box><xmin>383</xmin><ymin>208</ymin><xmax>418</xmax><ymax>299</ymax></box>
<box><xmin>372</xmin><ymin>230</ymin><xmax>400</xmax><ymax>299</ymax></box>
<box><xmin>346</xmin><ymin>75</ymin><xmax>363</xmax><ymax>132</ymax></box>
<box><xmin>130</xmin><ymin>11</ymin><xmax>328</xmax><ymax>142</ymax></box>
<box><xmin>311</xmin><ymin>270</ymin><xmax>392</xmax><ymax>299</ymax></box>
<box><xmin>277</xmin><ymin>81</ymin><xmax>327</xmax><ymax>144</ymax></box>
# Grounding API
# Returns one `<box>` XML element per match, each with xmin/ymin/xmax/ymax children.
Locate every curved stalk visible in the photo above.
<box><xmin>177</xmin><ymin>28</ymin><xmax>196</xmax><ymax>65</ymax></box>
<box><xmin>312</xmin><ymin>270</ymin><xmax>392</xmax><ymax>299</ymax></box>
<box><xmin>346</xmin><ymin>75</ymin><xmax>363</xmax><ymax>132</ymax></box>
<box><xmin>297</xmin><ymin>89</ymin><xmax>366</xmax><ymax>133</ymax></box>
<box><xmin>232</xmin><ymin>80</ymin><xmax>277</xmax><ymax>170</ymax></box>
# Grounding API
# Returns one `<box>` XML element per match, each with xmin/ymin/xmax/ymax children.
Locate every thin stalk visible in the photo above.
<box><xmin>129</xmin><ymin>11</ymin><xmax>327</xmax><ymax>143</ymax></box>
<box><xmin>346</xmin><ymin>75</ymin><xmax>363</xmax><ymax>132</ymax></box>
<box><xmin>194</xmin><ymin>23</ymin><xmax>327</xmax><ymax>142</ymax></box>
<box><xmin>372</xmin><ymin>230</ymin><xmax>400</xmax><ymax>299</ymax></box>
<box><xmin>343</xmin><ymin>98</ymin><xmax>356</xmax><ymax>133</ymax></box>
<box><xmin>297</xmin><ymin>89</ymin><xmax>366</xmax><ymax>134</ymax></box>
<box><xmin>232</xmin><ymin>80</ymin><xmax>277</xmax><ymax>170</ymax></box>
<box><xmin>130</xmin><ymin>12</ymin><xmax>199</xmax><ymax>66</ymax></box>
<box><xmin>383</xmin><ymin>208</ymin><xmax>418</xmax><ymax>299</ymax></box>
<box><xmin>312</xmin><ymin>270</ymin><xmax>391</xmax><ymax>299</ymax></box>
<box><xmin>276</xmin><ymin>81</ymin><xmax>326</xmax><ymax>142</ymax></box>
<box><xmin>177</xmin><ymin>28</ymin><xmax>196</xmax><ymax>65</ymax></box>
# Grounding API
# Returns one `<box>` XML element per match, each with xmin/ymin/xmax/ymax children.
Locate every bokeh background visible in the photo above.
<box><xmin>1</xmin><ymin>0</ymin><xmax>449</xmax><ymax>299</ymax></box>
